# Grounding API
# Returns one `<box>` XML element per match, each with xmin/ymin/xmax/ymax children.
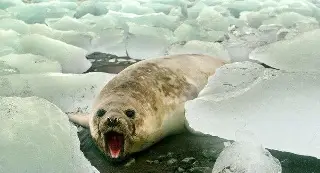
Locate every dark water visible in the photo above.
<box><xmin>80</xmin><ymin>53</ymin><xmax>320</xmax><ymax>173</ymax></box>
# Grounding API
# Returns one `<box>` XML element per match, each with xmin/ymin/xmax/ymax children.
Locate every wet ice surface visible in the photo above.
<box><xmin>0</xmin><ymin>72</ymin><xmax>115</xmax><ymax>113</ymax></box>
<box><xmin>0</xmin><ymin>96</ymin><xmax>98</xmax><ymax>173</ymax></box>
<box><xmin>185</xmin><ymin>61</ymin><xmax>320</xmax><ymax>159</ymax></box>
<box><xmin>212</xmin><ymin>142</ymin><xmax>282</xmax><ymax>173</ymax></box>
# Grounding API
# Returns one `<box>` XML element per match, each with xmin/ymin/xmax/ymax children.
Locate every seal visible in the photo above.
<box><xmin>69</xmin><ymin>54</ymin><xmax>226</xmax><ymax>161</ymax></box>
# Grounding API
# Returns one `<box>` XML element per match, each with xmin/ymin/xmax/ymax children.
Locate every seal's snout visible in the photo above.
<box><xmin>106</xmin><ymin>117</ymin><xmax>120</xmax><ymax>127</ymax></box>
<box><xmin>104</xmin><ymin>131</ymin><xmax>124</xmax><ymax>159</ymax></box>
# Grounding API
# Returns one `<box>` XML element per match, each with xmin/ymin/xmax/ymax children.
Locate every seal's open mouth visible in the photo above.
<box><xmin>104</xmin><ymin>131</ymin><xmax>124</xmax><ymax>158</ymax></box>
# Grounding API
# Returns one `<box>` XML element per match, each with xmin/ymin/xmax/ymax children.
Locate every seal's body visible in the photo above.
<box><xmin>69</xmin><ymin>54</ymin><xmax>226</xmax><ymax>160</ymax></box>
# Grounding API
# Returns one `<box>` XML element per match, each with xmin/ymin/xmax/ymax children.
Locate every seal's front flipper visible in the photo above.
<box><xmin>68</xmin><ymin>113</ymin><xmax>90</xmax><ymax>128</ymax></box>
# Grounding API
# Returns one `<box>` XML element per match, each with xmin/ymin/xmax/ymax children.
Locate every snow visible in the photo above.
<box><xmin>0</xmin><ymin>96</ymin><xmax>98</xmax><ymax>173</ymax></box>
<box><xmin>212</xmin><ymin>142</ymin><xmax>282</xmax><ymax>173</ymax></box>
<box><xmin>0</xmin><ymin>72</ymin><xmax>115</xmax><ymax>113</ymax></box>
<box><xmin>185</xmin><ymin>61</ymin><xmax>320</xmax><ymax>159</ymax></box>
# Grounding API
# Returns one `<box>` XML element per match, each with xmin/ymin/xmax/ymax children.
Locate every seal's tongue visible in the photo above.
<box><xmin>105</xmin><ymin>132</ymin><xmax>124</xmax><ymax>158</ymax></box>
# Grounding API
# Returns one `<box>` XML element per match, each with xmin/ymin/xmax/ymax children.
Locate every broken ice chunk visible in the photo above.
<box><xmin>6</xmin><ymin>2</ymin><xmax>76</xmax><ymax>24</ymax></box>
<box><xmin>276</xmin><ymin>0</ymin><xmax>315</xmax><ymax>17</ymax></box>
<box><xmin>0</xmin><ymin>46</ymin><xmax>16</xmax><ymax>57</ymax></box>
<box><xmin>223</xmin><ymin>0</ymin><xmax>261</xmax><ymax>18</ymax></box>
<box><xmin>0</xmin><ymin>96</ymin><xmax>99</xmax><ymax>173</ymax></box>
<box><xmin>262</xmin><ymin>12</ymin><xmax>318</xmax><ymax>28</ymax></box>
<box><xmin>107</xmin><ymin>10</ymin><xmax>180</xmax><ymax>30</ymax></box>
<box><xmin>143</xmin><ymin>3</ymin><xmax>174</xmax><ymax>14</ymax></box>
<box><xmin>74</xmin><ymin>1</ymin><xmax>109</xmax><ymax>18</ymax></box>
<box><xmin>168</xmin><ymin>40</ymin><xmax>230</xmax><ymax>62</ymax></box>
<box><xmin>127</xmin><ymin>22</ymin><xmax>174</xmax><ymax>41</ymax></box>
<box><xmin>0</xmin><ymin>61</ymin><xmax>19</xmax><ymax>75</ymax></box>
<box><xmin>0</xmin><ymin>54</ymin><xmax>62</xmax><ymax>74</ymax></box>
<box><xmin>120</xmin><ymin>1</ymin><xmax>155</xmax><ymax>15</ymax></box>
<box><xmin>0</xmin><ymin>29</ymin><xmax>21</xmax><ymax>52</ymax></box>
<box><xmin>174</xmin><ymin>23</ymin><xmax>225</xmax><ymax>42</ymax></box>
<box><xmin>46</xmin><ymin>16</ymin><xmax>90</xmax><ymax>32</ymax></box>
<box><xmin>188</xmin><ymin>1</ymin><xmax>208</xmax><ymax>19</ymax></box>
<box><xmin>212</xmin><ymin>142</ymin><xmax>282</xmax><ymax>173</ymax></box>
<box><xmin>28</xmin><ymin>23</ymin><xmax>54</xmax><ymax>37</ymax></box>
<box><xmin>250</xmin><ymin>29</ymin><xmax>320</xmax><ymax>72</ymax></box>
<box><xmin>125</xmin><ymin>22</ymin><xmax>174</xmax><ymax>59</ymax></box>
<box><xmin>0</xmin><ymin>0</ymin><xmax>23</xmax><ymax>10</ymax></box>
<box><xmin>185</xmin><ymin>61</ymin><xmax>320</xmax><ymax>159</ymax></box>
<box><xmin>90</xmin><ymin>28</ymin><xmax>127</xmax><ymax>57</ymax></box>
<box><xmin>239</xmin><ymin>11</ymin><xmax>270</xmax><ymax>28</ymax></box>
<box><xmin>0</xmin><ymin>72</ymin><xmax>115</xmax><ymax>113</ymax></box>
<box><xmin>29</xmin><ymin>23</ymin><xmax>95</xmax><ymax>50</ymax></box>
<box><xmin>0</xmin><ymin>9</ymin><xmax>10</xmax><ymax>19</ymax></box>
<box><xmin>20</xmin><ymin>34</ymin><xmax>91</xmax><ymax>73</ymax></box>
<box><xmin>0</xmin><ymin>18</ymin><xmax>29</xmax><ymax>34</ymax></box>
<box><xmin>127</xmin><ymin>34</ymin><xmax>169</xmax><ymax>60</ymax></box>
<box><xmin>196</xmin><ymin>6</ymin><xmax>244</xmax><ymax>32</ymax></box>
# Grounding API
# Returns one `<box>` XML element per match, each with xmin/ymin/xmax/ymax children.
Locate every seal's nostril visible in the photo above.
<box><xmin>107</xmin><ymin>117</ymin><xmax>119</xmax><ymax>127</ymax></box>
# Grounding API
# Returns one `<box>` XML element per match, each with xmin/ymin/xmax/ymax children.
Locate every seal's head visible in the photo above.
<box><xmin>88</xmin><ymin>93</ymin><xmax>160</xmax><ymax>161</ymax></box>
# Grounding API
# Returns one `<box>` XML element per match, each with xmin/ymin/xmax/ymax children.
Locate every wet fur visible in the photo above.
<box><xmin>69</xmin><ymin>54</ymin><xmax>226</xmax><ymax>160</ymax></box>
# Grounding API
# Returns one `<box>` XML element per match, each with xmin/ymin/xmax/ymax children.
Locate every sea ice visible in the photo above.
<box><xmin>127</xmin><ymin>22</ymin><xmax>174</xmax><ymax>42</ymax></box>
<box><xmin>125</xmin><ymin>21</ymin><xmax>174</xmax><ymax>59</ymax></box>
<box><xmin>0</xmin><ymin>9</ymin><xmax>10</xmax><ymax>19</ymax></box>
<box><xmin>196</xmin><ymin>6</ymin><xmax>243</xmax><ymax>32</ymax></box>
<box><xmin>6</xmin><ymin>2</ymin><xmax>76</xmax><ymax>24</ymax></box>
<box><xmin>29</xmin><ymin>24</ymin><xmax>95</xmax><ymax>50</ymax></box>
<box><xmin>239</xmin><ymin>11</ymin><xmax>270</xmax><ymax>28</ymax></box>
<box><xmin>185</xmin><ymin>61</ymin><xmax>320</xmax><ymax>159</ymax></box>
<box><xmin>167</xmin><ymin>40</ymin><xmax>230</xmax><ymax>62</ymax></box>
<box><xmin>120</xmin><ymin>1</ymin><xmax>155</xmax><ymax>15</ymax></box>
<box><xmin>212</xmin><ymin>142</ymin><xmax>282</xmax><ymax>173</ymax></box>
<box><xmin>74</xmin><ymin>1</ymin><xmax>110</xmax><ymax>18</ymax></box>
<box><xmin>0</xmin><ymin>18</ymin><xmax>29</xmax><ymax>34</ymax></box>
<box><xmin>174</xmin><ymin>23</ymin><xmax>225</xmax><ymax>42</ymax></box>
<box><xmin>250</xmin><ymin>29</ymin><xmax>320</xmax><ymax>72</ymax></box>
<box><xmin>0</xmin><ymin>29</ymin><xmax>21</xmax><ymax>52</ymax></box>
<box><xmin>90</xmin><ymin>28</ymin><xmax>127</xmax><ymax>57</ymax></box>
<box><xmin>223</xmin><ymin>0</ymin><xmax>261</xmax><ymax>18</ymax></box>
<box><xmin>0</xmin><ymin>54</ymin><xmax>62</xmax><ymax>74</ymax></box>
<box><xmin>262</xmin><ymin>12</ymin><xmax>318</xmax><ymax>28</ymax></box>
<box><xmin>0</xmin><ymin>61</ymin><xmax>19</xmax><ymax>75</ymax></box>
<box><xmin>0</xmin><ymin>0</ymin><xmax>23</xmax><ymax>10</ymax></box>
<box><xmin>187</xmin><ymin>1</ymin><xmax>208</xmax><ymax>19</ymax></box>
<box><xmin>20</xmin><ymin>34</ymin><xmax>91</xmax><ymax>73</ymax></box>
<box><xmin>143</xmin><ymin>3</ymin><xmax>173</xmax><ymax>14</ymax></box>
<box><xmin>276</xmin><ymin>0</ymin><xmax>315</xmax><ymax>17</ymax></box>
<box><xmin>0</xmin><ymin>96</ymin><xmax>99</xmax><ymax>173</ymax></box>
<box><xmin>80</xmin><ymin>14</ymin><xmax>121</xmax><ymax>32</ymax></box>
<box><xmin>224</xmin><ymin>26</ymin><xmax>274</xmax><ymax>62</ymax></box>
<box><xmin>127</xmin><ymin>34</ymin><xmax>169</xmax><ymax>60</ymax></box>
<box><xmin>46</xmin><ymin>16</ymin><xmax>90</xmax><ymax>32</ymax></box>
<box><xmin>0</xmin><ymin>46</ymin><xmax>16</xmax><ymax>57</ymax></box>
<box><xmin>107</xmin><ymin>10</ymin><xmax>180</xmax><ymax>30</ymax></box>
<box><xmin>0</xmin><ymin>72</ymin><xmax>115</xmax><ymax>113</ymax></box>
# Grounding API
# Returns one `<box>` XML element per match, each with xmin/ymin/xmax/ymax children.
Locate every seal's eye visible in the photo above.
<box><xmin>96</xmin><ymin>109</ymin><xmax>106</xmax><ymax>117</ymax></box>
<box><xmin>125</xmin><ymin>109</ymin><xmax>135</xmax><ymax>118</ymax></box>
